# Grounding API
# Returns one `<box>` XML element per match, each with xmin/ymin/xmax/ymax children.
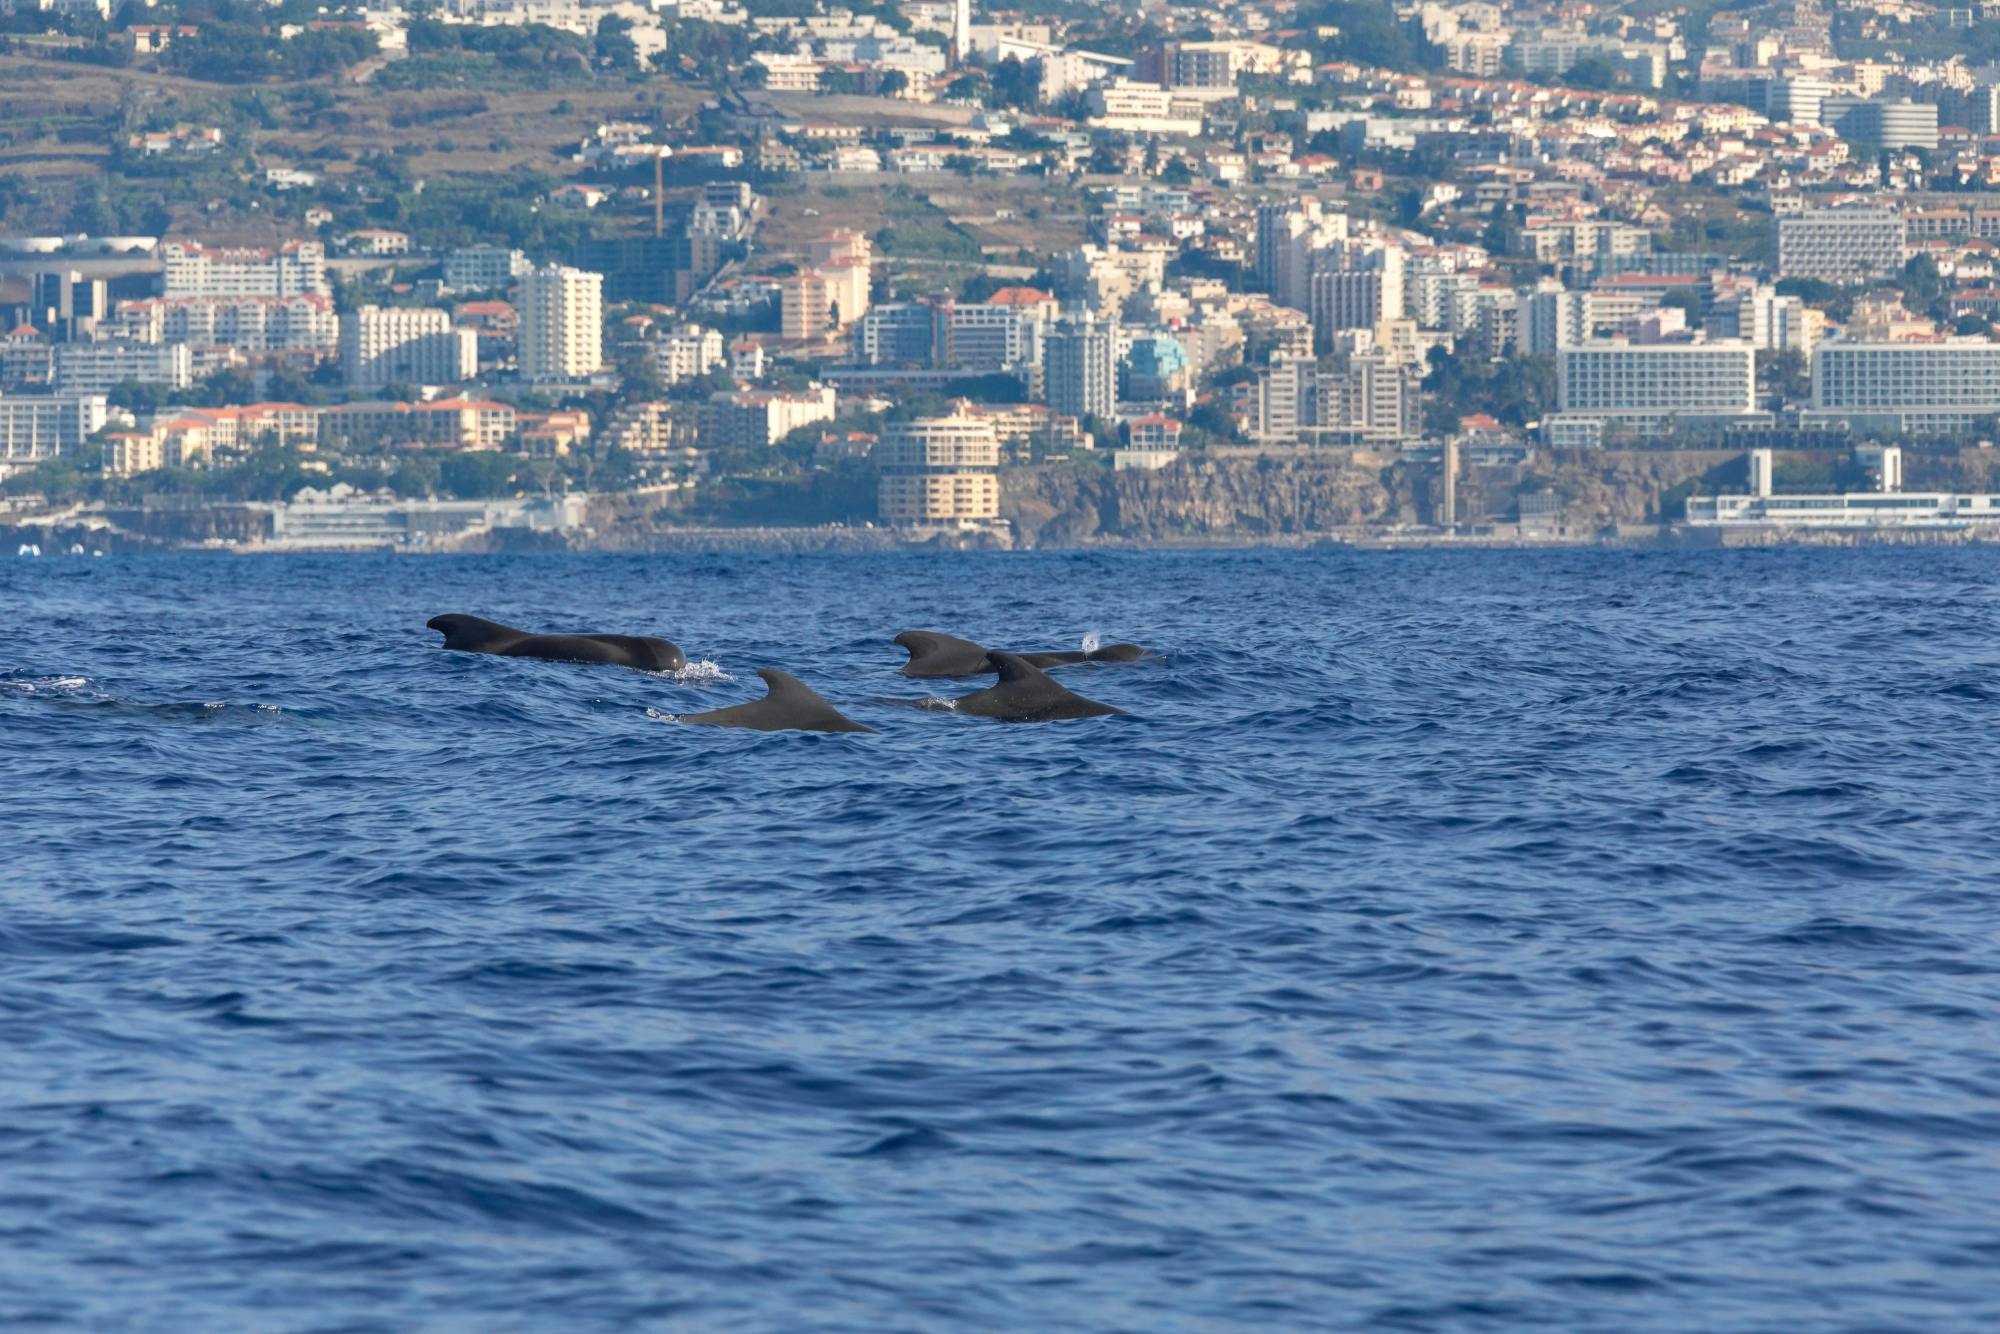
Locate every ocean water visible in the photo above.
<box><xmin>5</xmin><ymin>547</ymin><xmax>2000</xmax><ymax>1331</ymax></box>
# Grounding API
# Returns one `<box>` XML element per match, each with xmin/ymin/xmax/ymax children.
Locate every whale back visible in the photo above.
<box><xmin>680</xmin><ymin>669</ymin><xmax>876</xmax><ymax>734</ymax></box>
<box><xmin>428</xmin><ymin>613</ymin><xmax>684</xmax><ymax>671</ymax></box>
<box><xmin>956</xmin><ymin>652</ymin><xmax>1123</xmax><ymax>723</ymax></box>
<box><xmin>427</xmin><ymin>614</ymin><xmax>526</xmax><ymax>653</ymax></box>
<box><xmin>506</xmin><ymin>633</ymin><xmax>686</xmax><ymax>672</ymax></box>
<box><xmin>895</xmin><ymin>630</ymin><xmax>998</xmax><ymax>678</ymax></box>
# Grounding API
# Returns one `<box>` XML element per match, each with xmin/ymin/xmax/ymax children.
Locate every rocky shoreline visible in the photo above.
<box><xmin>13</xmin><ymin>447</ymin><xmax>2000</xmax><ymax>554</ymax></box>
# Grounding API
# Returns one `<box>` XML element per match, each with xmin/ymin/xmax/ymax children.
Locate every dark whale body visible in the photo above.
<box><xmin>427</xmin><ymin>614</ymin><xmax>686</xmax><ymax>672</ymax></box>
<box><xmin>895</xmin><ymin>630</ymin><xmax>1148</xmax><ymax>678</ymax></box>
<box><xmin>953</xmin><ymin>652</ymin><xmax>1124</xmax><ymax>723</ymax></box>
<box><xmin>679</xmin><ymin>669</ymin><xmax>877</xmax><ymax>734</ymax></box>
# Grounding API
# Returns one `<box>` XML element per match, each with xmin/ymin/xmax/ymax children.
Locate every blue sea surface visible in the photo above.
<box><xmin>5</xmin><ymin>547</ymin><xmax>2000</xmax><ymax>1330</ymax></box>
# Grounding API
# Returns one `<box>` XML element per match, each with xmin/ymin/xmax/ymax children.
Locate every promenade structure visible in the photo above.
<box><xmin>877</xmin><ymin>406</ymin><xmax>1001</xmax><ymax>526</ymax></box>
<box><xmin>1687</xmin><ymin>446</ymin><xmax>2000</xmax><ymax>527</ymax></box>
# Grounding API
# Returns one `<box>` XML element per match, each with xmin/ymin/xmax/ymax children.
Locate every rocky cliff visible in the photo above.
<box><xmin>1003</xmin><ymin>451</ymin><xmax>1412</xmax><ymax>547</ymax></box>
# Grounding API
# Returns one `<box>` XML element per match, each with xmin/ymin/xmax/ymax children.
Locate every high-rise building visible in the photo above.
<box><xmin>53</xmin><ymin>341</ymin><xmax>194</xmax><ymax>394</ymax></box>
<box><xmin>444</xmin><ymin>246</ymin><xmax>530</xmax><ymax>294</ymax></box>
<box><xmin>1553</xmin><ymin>341</ymin><xmax>1758</xmax><ymax>428</ymax></box>
<box><xmin>1044</xmin><ymin>316</ymin><xmax>1117</xmax><ymax>421</ymax></box>
<box><xmin>571</xmin><ymin>235</ymin><xmax>697</xmax><ymax>306</ymax></box>
<box><xmin>854</xmin><ymin>302</ymin><xmax>942</xmax><ymax>365</ymax></box>
<box><xmin>162</xmin><ymin>240</ymin><xmax>328</xmax><ymax>298</ymax></box>
<box><xmin>1763</xmin><ymin>76</ymin><xmax>1831</xmax><ymax>126</ymax></box>
<box><xmin>30</xmin><ymin>270</ymin><xmax>108</xmax><ymax>339</ymax></box>
<box><xmin>340</xmin><ymin>307</ymin><xmax>476</xmax><ymax>387</ymax></box>
<box><xmin>877</xmin><ymin>406</ymin><xmax>1000</xmax><ymax>526</ymax></box>
<box><xmin>1776</xmin><ymin>209</ymin><xmax>1907</xmax><ymax>282</ymax></box>
<box><xmin>1250</xmin><ymin>354</ymin><xmax>1420</xmax><ymax>445</ymax></box>
<box><xmin>1821</xmin><ymin>97</ymin><xmax>1939</xmax><ymax>150</ymax></box>
<box><xmin>518</xmin><ymin>265</ymin><xmax>604</xmax><ymax>380</ymax></box>
<box><xmin>699</xmin><ymin>385</ymin><xmax>838</xmax><ymax>449</ymax></box>
<box><xmin>1307</xmin><ymin>248</ymin><xmax>1404</xmax><ymax>351</ymax></box>
<box><xmin>1807</xmin><ymin>339</ymin><xmax>2000</xmax><ymax>433</ymax></box>
<box><xmin>0</xmin><ymin>393</ymin><xmax>110</xmax><ymax>475</ymax></box>
<box><xmin>1706</xmin><ymin>286</ymin><xmax>1824</xmax><ymax>356</ymax></box>
<box><xmin>653</xmin><ymin>324</ymin><xmax>726</xmax><ymax>383</ymax></box>
<box><xmin>782</xmin><ymin>271</ymin><xmax>834</xmax><ymax>344</ymax></box>
<box><xmin>112</xmin><ymin>294</ymin><xmax>336</xmax><ymax>353</ymax></box>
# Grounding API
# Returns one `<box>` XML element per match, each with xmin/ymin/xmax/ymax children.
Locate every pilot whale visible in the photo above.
<box><xmin>952</xmin><ymin>652</ymin><xmax>1124</xmax><ymax>723</ymax></box>
<box><xmin>679</xmin><ymin>669</ymin><xmax>877</xmax><ymax>734</ymax></box>
<box><xmin>427</xmin><ymin>614</ymin><xmax>686</xmax><ymax>672</ymax></box>
<box><xmin>895</xmin><ymin>630</ymin><xmax>1148</xmax><ymax>678</ymax></box>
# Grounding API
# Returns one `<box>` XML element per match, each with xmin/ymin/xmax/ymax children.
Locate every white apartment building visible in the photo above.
<box><xmin>947</xmin><ymin>300</ymin><xmax>1049</xmax><ymax>371</ymax></box>
<box><xmin>112</xmin><ymin>294</ymin><xmax>336</xmax><ymax>353</ymax></box>
<box><xmin>1308</xmin><ymin>249</ymin><xmax>1406</xmax><ymax>350</ymax></box>
<box><xmin>1251</xmin><ymin>354</ymin><xmax>1421</xmax><ymax>445</ymax></box>
<box><xmin>1087</xmin><ymin>79</ymin><xmax>1205</xmax><ymax>136</ymax></box>
<box><xmin>1776</xmin><ymin>210</ymin><xmax>1907</xmax><ymax>283</ymax></box>
<box><xmin>1764</xmin><ymin>76</ymin><xmax>1831</xmax><ymax>126</ymax></box>
<box><xmin>443</xmin><ymin>245</ymin><xmax>530</xmax><ymax>293</ymax></box>
<box><xmin>339</xmin><ymin>307</ymin><xmax>477</xmax><ymax>387</ymax></box>
<box><xmin>54</xmin><ymin>341</ymin><xmax>194</xmax><ymax>393</ymax></box>
<box><xmin>877</xmin><ymin>408</ymin><xmax>1001</xmax><ymax>526</ymax></box>
<box><xmin>1045</xmin><ymin>317</ymin><xmax>1117</xmax><ymax>421</ymax></box>
<box><xmin>654</xmin><ymin>324</ymin><xmax>726</xmax><ymax>383</ymax></box>
<box><xmin>0</xmin><ymin>393</ymin><xmax>110</xmax><ymax>474</ymax></box>
<box><xmin>1708</xmin><ymin>288</ymin><xmax>1823</xmax><ymax>356</ymax></box>
<box><xmin>1554</xmin><ymin>341</ymin><xmax>1758</xmax><ymax>430</ymax></box>
<box><xmin>699</xmin><ymin>385</ymin><xmax>838</xmax><ymax>449</ymax></box>
<box><xmin>1807</xmin><ymin>339</ymin><xmax>2000</xmax><ymax>433</ymax></box>
<box><xmin>162</xmin><ymin>240</ymin><xmax>329</xmax><ymax>298</ymax></box>
<box><xmin>517</xmin><ymin>265</ymin><xmax>604</xmax><ymax>380</ymax></box>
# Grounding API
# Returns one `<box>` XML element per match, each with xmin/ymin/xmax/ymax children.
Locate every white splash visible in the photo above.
<box><xmin>656</xmin><ymin>659</ymin><xmax>731</xmax><ymax>685</ymax></box>
<box><xmin>918</xmin><ymin>696</ymin><xmax>960</xmax><ymax>712</ymax></box>
<box><xmin>1081</xmin><ymin>631</ymin><xmax>1103</xmax><ymax>654</ymax></box>
<box><xmin>4</xmin><ymin>675</ymin><xmax>89</xmax><ymax>695</ymax></box>
<box><xmin>644</xmin><ymin>706</ymin><xmax>682</xmax><ymax>724</ymax></box>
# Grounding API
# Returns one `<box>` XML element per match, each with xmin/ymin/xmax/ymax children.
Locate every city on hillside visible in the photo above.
<box><xmin>9</xmin><ymin>0</ymin><xmax>2000</xmax><ymax>547</ymax></box>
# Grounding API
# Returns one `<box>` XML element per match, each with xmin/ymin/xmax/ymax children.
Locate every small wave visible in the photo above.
<box><xmin>918</xmin><ymin>696</ymin><xmax>959</xmax><ymax>711</ymax></box>
<box><xmin>4</xmin><ymin>676</ymin><xmax>90</xmax><ymax>695</ymax></box>
<box><xmin>654</xmin><ymin>660</ymin><xmax>731</xmax><ymax>685</ymax></box>
<box><xmin>644</xmin><ymin>707</ymin><xmax>682</xmax><ymax>723</ymax></box>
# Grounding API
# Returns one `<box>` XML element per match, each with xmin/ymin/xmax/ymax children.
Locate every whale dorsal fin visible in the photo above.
<box><xmin>896</xmin><ymin>630</ymin><xmax>983</xmax><ymax>657</ymax></box>
<box><xmin>757</xmin><ymin>668</ymin><xmax>821</xmax><ymax>702</ymax></box>
<box><xmin>987</xmin><ymin>652</ymin><xmax>1049</xmax><ymax>686</ymax></box>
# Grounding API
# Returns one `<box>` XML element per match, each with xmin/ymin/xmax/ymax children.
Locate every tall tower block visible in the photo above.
<box><xmin>953</xmin><ymin>0</ymin><xmax>970</xmax><ymax>66</ymax></box>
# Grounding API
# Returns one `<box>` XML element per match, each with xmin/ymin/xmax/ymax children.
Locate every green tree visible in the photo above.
<box><xmin>440</xmin><ymin>450</ymin><xmax>516</xmax><ymax>498</ymax></box>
